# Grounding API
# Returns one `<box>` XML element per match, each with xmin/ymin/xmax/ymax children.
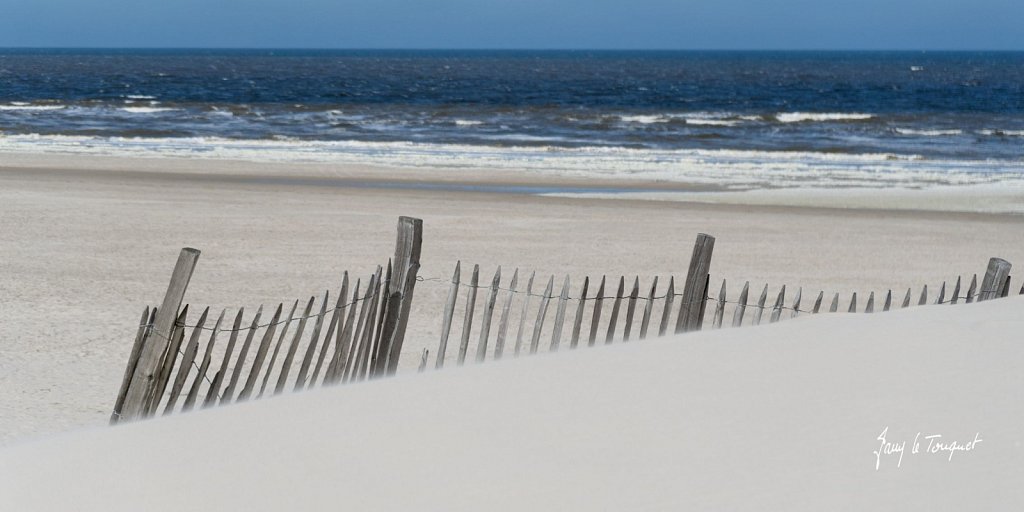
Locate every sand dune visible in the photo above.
<box><xmin>2</xmin><ymin>295</ymin><xmax>1021</xmax><ymax>511</ymax></box>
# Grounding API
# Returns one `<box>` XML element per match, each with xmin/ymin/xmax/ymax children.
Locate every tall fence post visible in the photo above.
<box><xmin>678</xmin><ymin>233</ymin><xmax>715</xmax><ymax>333</ymax></box>
<box><xmin>117</xmin><ymin>248</ymin><xmax>200</xmax><ymax>423</ymax></box>
<box><xmin>978</xmin><ymin>257</ymin><xmax>1011</xmax><ymax>302</ymax></box>
<box><xmin>381</xmin><ymin>216</ymin><xmax>423</xmax><ymax>375</ymax></box>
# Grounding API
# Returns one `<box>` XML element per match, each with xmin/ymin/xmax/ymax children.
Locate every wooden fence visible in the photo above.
<box><xmin>431</xmin><ymin>235</ymin><xmax>1018</xmax><ymax>366</ymax></box>
<box><xmin>111</xmin><ymin>217</ymin><xmax>422</xmax><ymax>423</ymax></box>
<box><xmin>113</xmin><ymin>221</ymin><xmax>1018</xmax><ymax>422</ymax></box>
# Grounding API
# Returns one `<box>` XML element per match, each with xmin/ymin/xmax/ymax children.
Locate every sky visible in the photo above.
<box><xmin>1</xmin><ymin>0</ymin><xmax>1021</xmax><ymax>50</ymax></box>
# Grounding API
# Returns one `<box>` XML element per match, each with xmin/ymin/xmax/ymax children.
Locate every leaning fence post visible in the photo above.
<box><xmin>382</xmin><ymin>216</ymin><xmax>423</xmax><ymax>375</ymax></box>
<box><xmin>677</xmin><ymin>233</ymin><xmax>715</xmax><ymax>333</ymax></box>
<box><xmin>978</xmin><ymin>258</ymin><xmax>1011</xmax><ymax>302</ymax></box>
<box><xmin>118</xmin><ymin>248</ymin><xmax>200</xmax><ymax>422</ymax></box>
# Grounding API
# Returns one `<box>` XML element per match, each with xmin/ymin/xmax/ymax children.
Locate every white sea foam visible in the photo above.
<box><xmin>119</xmin><ymin>107</ymin><xmax>178</xmax><ymax>114</ymax></box>
<box><xmin>894</xmin><ymin>128</ymin><xmax>963</xmax><ymax>136</ymax></box>
<box><xmin>0</xmin><ymin>104</ymin><xmax>65</xmax><ymax>111</ymax></box>
<box><xmin>620</xmin><ymin>112</ymin><xmax>754</xmax><ymax>126</ymax></box>
<box><xmin>776</xmin><ymin>112</ymin><xmax>874</xmax><ymax>123</ymax></box>
<box><xmin>125</xmin><ymin>95</ymin><xmax>157</xmax><ymax>100</ymax></box>
<box><xmin>0</xmin><ymin>133</ymin><xmax>1021</xmax><ymax>192</ymax></box>
<box><xmin>619</xmin><ymin>115</ymin><xmax>666</xmax><ymax>124</ymax></box>
<box><xmin>684</xmin><ymin>119</ymin><xmax>741</xmax><ymax>127</ymax></box>
<box><xmin>453</xmin><ymin>119</ymin><xmax>483</xmax><ymax>127</ymax></box>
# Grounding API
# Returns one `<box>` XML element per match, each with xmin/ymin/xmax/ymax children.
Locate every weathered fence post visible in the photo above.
<box><xmin>381</xmin><ymin>216</ymin><xmax>423</xmax><ymax>375</ymax></box>
<box><xmin>978</xmin><ymin>258</ymin><xmax>1011</xmax><ymax>302</ymax></box>
<box><xmin>117</xmin><ymin>248</ymin><xmax>200</xmax><ymax>423</ymax></box>
<box><xmin>677</xmin><ymin>233</ymin><xmax>715</xmax><ymax>333</ymax></box>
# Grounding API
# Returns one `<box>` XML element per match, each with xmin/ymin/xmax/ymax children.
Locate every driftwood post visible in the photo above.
<box><xmin>381</xmin><ymin>216</ymin><xmax>423</xmax><ymax>375</ymax></box>
<box><xmin>118</xmin><ymin>248</ymin><xmax>200</xmax><ymax>422</ymax></box>
<box><xmin>677</xmin><ymin>233</ymin><xmax>715</xmax><ymax>333</ymax></box>
<box><xmin>979</xmin><ymin>258</ymin><xmax>1012</xmax><ymax>302</ymax></box>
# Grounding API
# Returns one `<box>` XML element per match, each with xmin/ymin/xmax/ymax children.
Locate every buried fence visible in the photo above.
<box><xmin>111</xmin><ymin>217</ymin><xmax>422</xmax><ymax>423</ymax></box>
<box><xmin>112</xmin><ymin>217</ymin><xmax>1018</xmax><ymax>422</ymax></box>
<box><xmin>431</xmin><ymin>255</ymin><xmax>1017</xmax><ymax>367</ymax></box>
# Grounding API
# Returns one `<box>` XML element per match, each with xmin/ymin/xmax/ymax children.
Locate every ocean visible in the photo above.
<box><xmin>1</xmin><ymin>49</ymin><xmax>1022</xmax><ymax>188</ymax></box>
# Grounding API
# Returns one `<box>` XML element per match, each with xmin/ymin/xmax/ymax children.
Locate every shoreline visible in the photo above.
<box><xmin>2</xmin><ymin>151</ymin><xmax>1024</xmax><ymax>215</ymax></box>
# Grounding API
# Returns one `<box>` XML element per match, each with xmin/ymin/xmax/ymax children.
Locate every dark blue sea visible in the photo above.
<box><xmin>0</xmin><ymin>49</ymin><xmax>1022</xmax><ymax>188</ymax></box>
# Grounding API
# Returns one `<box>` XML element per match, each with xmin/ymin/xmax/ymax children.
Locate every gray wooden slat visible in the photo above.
<box><xmin>790</xmin><ymin>287</ymin><xmax>802</xmax><ymax>318</ymax></box>
<box><xmin>380</xmin><ymin>217</ymin><xmax>423</xmax><ymax>377</ymax></box>
<box><xmin>951</xmin><ymin>276</ymin><xmax>961</xmax><ymax>305</ymax></box>
<box><xmin>588</xmin><ymin>276</ymin><xmax>607</xmax><ymax>346</ymax></box>
<box><xmin>550</xmin><ymin>276</ymin><xmax>571</xmax><ymax>350</ymax></box>
<box><xmin>605</xmin><ymin>277</ymin><xmax>625</xmax><ymax>344</ymax></box>
<box><xmin>812</xmin><ymin>291</ymin><xmax>824</xmax><ymax>314</ymax></box>
<box><xmin>260</xmin><ymin>300</ymin><xmax>299</xmax><ymax>397</ymax></box>
<box><xmin>866</xmin><ymin>292</ymin><xmax>875</xmax><ymax>313</ymax></box>
<box><xmin>122</xmin><ymin>248</ymin><xmax>200</xmax><ymax>422</ymax></box>
<box><xmin>475</xmin><ymin>267</ymin><xmax>502</xmax><ymax>362</ymax></box>
<box><xmin>570</xmin><ymin>276</ymin><xmax>590</xmax><ymax>348</ymax></box>
<box><xmin>274</xmin><ymin>296</ymin><xmax>315</xmax><ymax>394</ymax></box>
<box><xmin>965</xmin><ymin>274</ymin><xmax>977</xmax><ymax>303</ymax></box>
<box><xmin>753</xmin><ymin>284</ymin><xmax>769</xmax><ymax>324</ymax></box>
<box><xmin>769</xmin><ymin>286</ymin><xmax>786</xmax><ymax>323</ymax></box>
<box><xmin>712</xmin><ymin>279</ymin><xmax>727</xmax><ymax>328</ymax></box>
<box><xmin>296</xmin><ymin>291</ymin><xmax>331</xmax><ymax>390</ymax></box>
<box><xmin>936</xmin><ymin>282</ymin><xmax>946</xmax><ymax>305</ymax></box>
<box><xmin>696</xmin><ymin>275</ymin><xmax>711</xmax><ymax>329</ymax></box>
<box><xmin>848</xmin><ymin>292</ymin><xmax>858</xmax><ymax>313</ymax></box>
<box><xmin>639</xmin><ymin>277</ymin><xmax>657</xmax><ymax>339</ymax></box>
<box><xmin>341</xmin><ymin>277</ymin><xmax>374</xmax><ymax>383</ymax></box>
<box><xmin>111</xmin><ymin>306</ymin><xmax>151</xmax><ymax>424</ymax></box>
<box><xmin>918</xmin><ymin>285</ymin><xmax>928</xmax><ymax>306</ymax></box>
<box><xmin>182</xmin><ymin>309</ymin><xmax>225</xmax><ymax>413</ymax></box>
<box><xmin>147</xmin><ymin>306</ymin><xmax>190</xmax><ymax>415</ymax></box>
<box><xmin>731</xmin><ymin>281</ymin><xmax>749</xmax><ymax>327</ymax></box>
<box><xmin>204</xmin><ymin>308</ymin><xmax>244</xmax><ymax>408</ymax></box>
<box><xmin>457</xmin><ymin>264</ymin><xmax>480</xmax><ymax>365</ymax></box>
<box><xmin>494</xmin><ymin>269</ymin><xmax>519</xmax><ymax>359</ymax></box>
<box><xmin>370</xmin><ymin>260</ymin><xmax>393</xmax><ymax>376</ymax></box>
<box><xmin>350</xmin><ymin>269</ymin><xmax>382</xmax><ymax>382</ymax></box>
<box><xmin>513</xmin><ymin>272</ymin><xmax>536</xmax><ymax>357</ymax></box>
<box><xmin>829</xmin><ymin>292</ymin><xmax>840</xmax><ymax>313</ymax></box>
<box><xmin>418</xmin><ymin>349</ymin><xmax>429</xmax><ymax>372</ymax></box>
<box><xmin>328</xmin><ymin>280</ymin><xmax>362</xmax><ymax>384</ymax></box>
<box><xmin>623</xmin><ymin>277</ymin><xmax>640</xmax><ymax>341</ymax></box>
<box><xmin>530</xmin><ymin>276</ymin><xmax>555</xmax><ymax>353</ymax></box>
<box><xmin>678</xmin><ymin>233</ymin><xmax>716</xmax><ymax>333</ymax></box>
<box><xmin>361</xmin><ymin>271</ymin><xmax>385</xmax><ymax>380</ymax></box>
<box><xmin>221</xmin><ymin>305</ymin><xmax>264</xmax><ymax>405</ymax></box>
<box><xmin>901</xmin><ymin>288</ymin><xmax>912</xmax><ymax>308</ymax></box>
<box><xmin>239</xmin><ymin>303</ymin><xmax>284</xmax><ymax>401</ymax></box>
<box><xmin>311</xmin><ymin>274</ymin><xmax>347</xmax><ymax>388</ymax></box>
<box><xmin>883</xmin><ymin>290</ymin><xmax>892</xmax><ymax>312</ymax></box>
<box><xmin>435</xmin><ymin>262</ymin><xmax>461</xmax><ymax>369</ymax></box>
<box><xmin>657</xmin><ymin>277</ymin><xmax>675</xmax><ymax>336</ymax></box>
<box><xmin>164</xmin><ymin>307</ymin><xmax>210</xmax><ymax>415</ymax></box>
<box><xmin>979</xmin><ymin>258</ymin><xmax>1012</xmax><ymax>301</ymax></box>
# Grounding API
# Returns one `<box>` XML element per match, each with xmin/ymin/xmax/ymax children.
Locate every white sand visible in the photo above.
<box><xmin>2</xmin><ymin>296</ymin><xmax>1021</xmax><ymax>511</ymax></box>
<box><xmin>1</xmin><ymin>155</ymin><xmax>1023</xmax><ymax>446</ymax></box>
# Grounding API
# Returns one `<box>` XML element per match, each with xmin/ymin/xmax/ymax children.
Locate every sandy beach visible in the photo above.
<box><xmin>2</xmin><ymin>153</ymin><xmax>1024</xmax><ymax>444</ymax></box>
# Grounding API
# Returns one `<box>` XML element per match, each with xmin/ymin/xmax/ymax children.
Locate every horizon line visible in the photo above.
<box><xmin>0</xmin><ymin>46</ymin><xmax>1021</xmax><ymax>53</ymax></box>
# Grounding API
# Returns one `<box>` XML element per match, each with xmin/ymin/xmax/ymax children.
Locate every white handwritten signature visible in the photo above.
<box><xmin>873</xmin><ymin>426</ymin><xmax>983</xmax><ymax>470</ymax></box>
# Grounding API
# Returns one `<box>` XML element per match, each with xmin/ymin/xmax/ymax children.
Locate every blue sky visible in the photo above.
<box><xmin>1</xmin><ymin>0</ymin><xmax>1021</xmax><ymax>50</ymax></box>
